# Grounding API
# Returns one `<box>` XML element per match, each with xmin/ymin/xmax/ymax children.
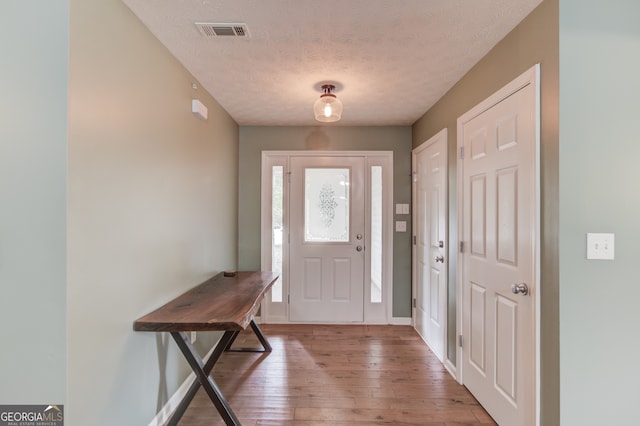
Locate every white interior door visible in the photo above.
<box><xmin>413</xmin><ymin>129</ymin><xmax>448</xmax><ymax>362</ymax></box>
<box><xmin>458</xmin><ymin>66</ymin><xmax>538</xmax><ymax>426</ymax></box>
<box><xmin>289</xmin><ymin>156</ymin><xmax>365</xmax><ymax>322</ymax></box>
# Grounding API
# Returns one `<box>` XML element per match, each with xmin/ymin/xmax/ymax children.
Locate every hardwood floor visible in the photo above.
<box><xmin>178</xmin><ymin>324</ymin><xmax>496</xmax><ymax>425</ymax></box>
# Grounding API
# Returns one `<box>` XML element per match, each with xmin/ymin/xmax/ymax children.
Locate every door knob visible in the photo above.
<box><xmin>435</xmin><ymin>256</ymin><xmax>444</xmax><ymax>263</ymax></box>
<box><xmin>511</xmin><ymin>283</ymin><xmax>529</xmax><ymax>295</ymax></box>
<box><xmin>356</xmin><ymin>245</ymin><xmax>363</xmax><ymax>252</ymax></box>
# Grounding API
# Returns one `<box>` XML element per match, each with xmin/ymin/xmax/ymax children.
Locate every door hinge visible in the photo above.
<box><xmin>287</xmin><ymin>171</ymin><xmax>291</xmax><ymax>183</ymax></box>
<box><xmin>413</xmin><ymin>235</ymin><xmax>417</xmax><ymax>245</ymax></box>
<box><xmin>412</xmin><ymin>298</ymin><xmax>416</xmax><ymax>308</ymax></box>
<box><xmin>460</xmin><ymin>147</ymin><xmax>465</xmax><ymax>159</ymax></box>
<box><xmin>460</xmin><ymin>241</ymin><xmax>464</xmax><ymax>253</ymax></box>
<box><xmin>287</xmin><ymin>294</ymin><xmax>290</xmax><ymax>304</ymax></box>
<box><xmin>458</xmin><ymin>334</ymin><xmax>463</xmax><ymax>348</ymax></box>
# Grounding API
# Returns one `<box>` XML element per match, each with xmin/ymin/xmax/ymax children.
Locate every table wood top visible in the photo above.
<box><xmin>134</xmin><ymin>271</ymin><xmax>278</xmax><ymax>332</ymax></box>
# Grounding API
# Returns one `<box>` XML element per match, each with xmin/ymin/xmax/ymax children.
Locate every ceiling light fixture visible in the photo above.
<box><xmin>313</xmin><ymin>84</ymin><xmax>343</xmax><ymax>122</ymax></box>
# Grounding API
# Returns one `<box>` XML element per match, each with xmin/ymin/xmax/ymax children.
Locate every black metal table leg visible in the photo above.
<box><xmin>167</xmin><ymin>330</ymin><xmax>236</xmax><ymax>425</ymax></box>
<box><xmin>168</xmin><ymin>331</ymin><xmax>240</xmax><ymax>426</ymax></box>
<box><xmin>223</xmin><ymin>330</ymin><xmax>241</xmax><ymax>351</ymax></box>
<box><xmin>250</xmin><ymin>320</ymin><xmax>272</xmax><ymax>352</ymax></box>
<box><xmin>225</xmin><ymin>320</ymin><xmax>272</xmax><ymax>353</ymax></box>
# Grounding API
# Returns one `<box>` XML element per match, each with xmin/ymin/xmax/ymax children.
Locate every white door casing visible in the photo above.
<box><xmin>289</xmin><ymin>155</ymin><xmax>365</xmax><ymax>322</ymax></box>
<box><xmin>412</xmin><ymin>129</ymin><xmax>448</xmax><ymax>362</ymax></box>
<box><xmin>260</xmin><ymin>151</ymin><xmax>394</xmax><ymax>325</ymax></box>
<box><xmin>457</xmin><ymin>65</ymin><xmax>540</xmax><ymax>426</ymax></box>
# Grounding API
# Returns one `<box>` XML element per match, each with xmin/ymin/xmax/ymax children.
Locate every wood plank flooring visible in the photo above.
<box><xmin>178</xmin><ymin>324</ymin><xmax>496</xmax><ymax>425</ymax></box>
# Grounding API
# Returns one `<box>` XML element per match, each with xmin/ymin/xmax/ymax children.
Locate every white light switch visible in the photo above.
<box><xmin>396</xmin><ymin>204</ymin><xmax>410</xmax><ymax>215</ymax></box>
<box><xmin>395</xmin><ymin>221</ymin><xmax>407</xmax><ymax>232</ymax></box>
<box><xmin>586</xmin><ymin>233</ymin><xmax>615</xmax><ymax>260</ymax></box>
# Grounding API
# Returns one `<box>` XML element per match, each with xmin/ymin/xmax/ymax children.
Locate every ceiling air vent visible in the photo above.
<box><xmin>195</xmin><ymin>22</ymin><xmax>250</xmax><ymax>38</ymax></box>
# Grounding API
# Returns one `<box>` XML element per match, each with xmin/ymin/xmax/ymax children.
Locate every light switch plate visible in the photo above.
<box><xmin>395</xmin><ymin>221</ymin><xmax>407</xmax><ymax>232</ymax></box>
<box><xmin>396</xmin><ymin>204</ymin><xmax>409</xmax><ymax>215</ymax></box>
<box><xmin>586</xmin><ymin>233</ymin><xmax>614</xmax><ymax>260</ymax></box>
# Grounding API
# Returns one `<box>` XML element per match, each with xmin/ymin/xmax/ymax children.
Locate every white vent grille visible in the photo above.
<box><xmin>195</xmin><ymin>22</ymin><xmax>250</xmax><ymax>38</ymax></box>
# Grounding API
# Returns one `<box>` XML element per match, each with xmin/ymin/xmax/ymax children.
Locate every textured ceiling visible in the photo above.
<box><xmin>122</xmin><ymin>0</ymin><xmax>542</xmax><ymax>126</ymax></box>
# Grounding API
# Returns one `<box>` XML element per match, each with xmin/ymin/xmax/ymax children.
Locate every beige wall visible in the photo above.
<box><xmin>238</xmin><ymin>126</ymin><xmax>413</xmax><ymax>317</ymax></box>
<box><xmin>412</xmin><ymin>0</ymin><xmax>559</xmax><ymax>424</ymax></box>
<box><xmin>67</xmin><ymin>0</ymin><xmax>239</xmax><ymax>423</ymax></box>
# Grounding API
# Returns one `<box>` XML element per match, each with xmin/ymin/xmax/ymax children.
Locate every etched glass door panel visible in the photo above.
<box><xmin>304</xmin><ymin>168</ymin><xmax>350</xmax><ymax>242</ymax></box>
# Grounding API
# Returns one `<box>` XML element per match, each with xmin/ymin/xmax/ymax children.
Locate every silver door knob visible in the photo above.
<box><xmin>356</xmin><ymin>245</ymin><xmax>363</xmax><ymax>252</ymax></box>
<box><xmin>511</xmin><ymin>283</ymin><xmax>529</xmax><ymax>295</ymax></box>
<box><xmin>435</xmin><ymin>256</ymin><xmax>444</xmax><ymax>263</ymax></box>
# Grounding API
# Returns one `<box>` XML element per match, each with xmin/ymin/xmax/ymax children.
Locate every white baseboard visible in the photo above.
<box><xmin>148</xmin><ymin>340</ymin><xmax>219</xmax><ymax>426</ymax></box>
<box><xmin>390</xmin><ymin>317</ymin><xmax>412</xmax><ymax>325</ymax></box>
<box><xmin>444</xmin><ymin>358</ymin><xmax>459</xmax><ymax>383</ymax></box>
<box><xmin>148</xmin><ymin>371</ymin><xmax>196</xmax><ymax>426</ymax></box>
<box><xmin>411</xmin><ymin>319</ymin><xmax>459</xmax><ymax>383</ymax></box>
<box><xmin>260</xmin><ymin>318</ymin><xmax>413</xmax><ymax>325</ymax></box>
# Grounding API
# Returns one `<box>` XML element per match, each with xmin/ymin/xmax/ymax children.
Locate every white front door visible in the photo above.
<box><xmin>458</xmin><ymin>66</ymin><xmax>538</xmax><ymax>426</ymax></box>
<box><xmin>413</xmin><ymin>129</ymin><xmax>448</xmax><ymax>362</ymax></box>
<box><xmin>289</xmin><ymin>156</ymin><xmax>365</xmax><ymax>322</ymax></box>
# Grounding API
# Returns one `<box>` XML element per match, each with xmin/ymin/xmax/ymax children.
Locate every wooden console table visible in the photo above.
<box><xmin>134</xmin><ymin>271</ymin><xmax>278</xmax><ymax>425</ymax></box>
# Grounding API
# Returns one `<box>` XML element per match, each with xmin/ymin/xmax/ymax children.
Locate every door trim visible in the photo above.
<box><xmin>260</xmin><ymin>150</ymin><xmax>394</xmax><ymax>325</ymax></box>
<box><xmin>456</xmin><ymin>64</ymin><xmax>540</xmax><ymax>425</ymax></box>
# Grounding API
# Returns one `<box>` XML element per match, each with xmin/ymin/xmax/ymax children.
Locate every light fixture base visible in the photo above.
<box><xmin>313</xmin><ymin>81</ymin><xmax>344</xmax><ymax>93</ymax></box>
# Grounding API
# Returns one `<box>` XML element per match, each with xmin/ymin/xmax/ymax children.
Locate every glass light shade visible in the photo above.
<box><xmin>313</xmin><ymin>93</ymin><xmax>343</xmax><ymax>122</ymax></box>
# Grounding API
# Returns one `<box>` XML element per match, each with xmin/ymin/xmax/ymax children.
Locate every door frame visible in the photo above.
<box><xmin>456</xmin><ymin>64</ymin><xmax>541</xmax><ymax>424</ymax></box>
<box><xmin>411</xmin><ymin>128</ymin><xmax>448</xmax><ymax>363</ymax></box>
<box><xmin>260</xmin><ymin>150</ymin><xmax>394</xmax><ymax>324</ymax></box>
